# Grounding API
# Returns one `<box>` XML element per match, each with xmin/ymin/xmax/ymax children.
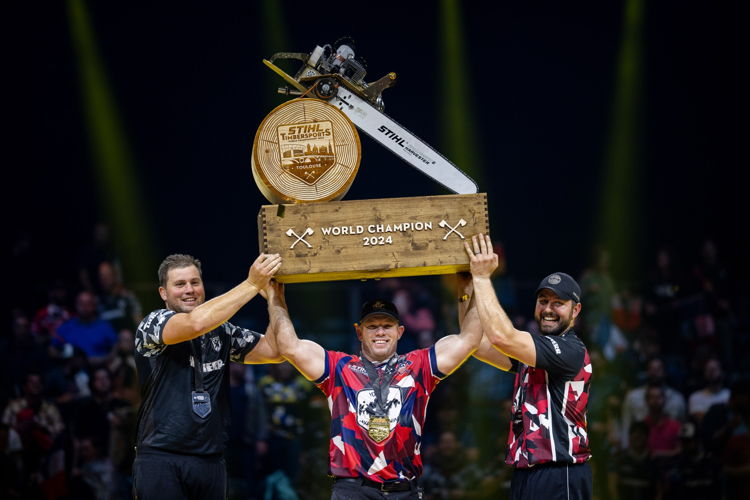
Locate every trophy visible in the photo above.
<box><xmin>253</xmin><ymin>39</ymin><xmax>488</xmax><ymax>283</ymax></box>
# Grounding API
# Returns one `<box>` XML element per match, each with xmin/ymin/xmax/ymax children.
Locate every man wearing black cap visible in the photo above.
<box><xmin>264</xmin><ymin>278</ymin><xmax>481</xmax><ymax>499</ymax></box>
<box><xmin>466</xmin><ymin>234</ymin><xmax>593</xmax><ymax>500</ymax></box>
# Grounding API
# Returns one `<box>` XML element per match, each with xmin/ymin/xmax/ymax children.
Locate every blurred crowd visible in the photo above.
<box><xmin>4</xmin><ymin>225</ymin><xmax>748</xmax><ymax>500</ymax></box>
<box><xmin>579</xmin><ymin>241</ymin><xmax>750</xmax><ymax>500</ymax></box>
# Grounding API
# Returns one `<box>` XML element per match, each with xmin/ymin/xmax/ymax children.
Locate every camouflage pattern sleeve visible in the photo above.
<box><xmin>135</xmin><ymin>309</ymin><xmax>176</xmax><ymax>357</ymax></box>
<box><xmin>225</xmin><ymin>322</ymin><xmax>262</xmax><ymax>362</ymax></box>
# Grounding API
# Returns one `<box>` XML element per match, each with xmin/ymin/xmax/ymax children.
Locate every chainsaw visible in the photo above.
<box><xmin>263</xmin><ymin>38</ymin><xmax>478</xmax><ymax>195</ymax></box>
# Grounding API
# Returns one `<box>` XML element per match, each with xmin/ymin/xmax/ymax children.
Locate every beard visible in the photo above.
<box><xmin>539</xmin><ymin>321</ymin><xmax>569</xmax><ymax>336</ymax></box>
<box><xmin>536</xmin><ymin>312</ymin><xmax>574</xmax><ymax>336</ymax></box>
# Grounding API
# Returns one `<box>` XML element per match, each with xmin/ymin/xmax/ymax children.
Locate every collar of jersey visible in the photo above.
<box><xmin>360</xmin><ymin>352</ymin><xmax>398</xmax><ymax>368</ymax></box>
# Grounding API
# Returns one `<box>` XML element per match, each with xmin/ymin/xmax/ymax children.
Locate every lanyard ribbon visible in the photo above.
<box><xmin>190</xmin><ymin>339</ymin><xmax>205</xmax><ymax>391</ymax></box>
<box><xmin>189</xmin><ymin>338</ymin><xmax>212</xmax><ymax>418</ymax></box>
<box><xmin>360</xmin><ymin>355</ymin><xmax>398</xmax><ymax>417</ymax></box>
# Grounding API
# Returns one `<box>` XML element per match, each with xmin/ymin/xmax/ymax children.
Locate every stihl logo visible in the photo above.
<box><xmin>287</xmin><ymin>123</ymin><xmax>327</xmax><ymax>135</ymax></box>
<box><xmin>377</xmin><ymin>125</ymin><xmax>405</xmax><ymax>147</ymax></box>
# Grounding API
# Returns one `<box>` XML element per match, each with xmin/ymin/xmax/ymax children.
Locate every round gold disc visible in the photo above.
<box><xmin>252</xmin><ymin>98</ymin><xmax>361</xmax><ymax>204</ymax></box>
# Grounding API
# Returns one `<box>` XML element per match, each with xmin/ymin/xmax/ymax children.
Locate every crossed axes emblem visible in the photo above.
<box><xmin>438</xmin><ymin>219</ymin><xmax>467</xmax><ymax>240</ymax></box>
<box><xmin>285</xmin><ymin>227</ymin><xmax>314</xmax><ymax>249</ymax></box>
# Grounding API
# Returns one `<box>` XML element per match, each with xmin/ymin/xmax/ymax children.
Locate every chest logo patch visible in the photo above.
<box><xmin>355</xmin><ymin>387</ymin><xmax>402</xmax><ymax>436</ymax></box>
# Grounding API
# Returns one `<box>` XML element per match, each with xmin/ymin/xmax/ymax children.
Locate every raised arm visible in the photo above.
<box><xmin>459</xmin><ymin>267</ymin><xmax>513</xmax><ymax>371</ymax></box>
<box><xmin>264</xmin><ymin>281</ymin><xmax>326</xmax><ymax>381</ymax></box>
<box><xmin>473</xmin><ymin>335</ymin><xmax>514</xmax><ymax>371</ymax></box>
<box><xmin>242</xmin><ymin>323</ymin><xmax>284</xmax><ymax>364</ymax></box>
<box><xmin>456</xmin><ymin>272</ymin><xmax>473</xmax><ymax>331</ymax></box>
<box><xmin>433</xmin><ymin>273</ymin><xmax>483</xmax><ymax>375</ymax></box>
<box><xmin>465</xmin><ymin>234</ymin><xmax>537</xmax><ymax>367</ymax></box>
<box><xmin>162</xmin><ymin>253</ymin><xmax>282</xmax><ymax>344</ymax></box>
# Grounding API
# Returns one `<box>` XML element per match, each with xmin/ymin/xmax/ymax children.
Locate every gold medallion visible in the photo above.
<box><xmin>252</xmin><ymin>98</ymin><xmax>361</xmax><ymax>204</ymax></box>
<box><xmin>367</xmin><ymin>416</ymin><xmax>391</xmax><ymax>443</ymax></box>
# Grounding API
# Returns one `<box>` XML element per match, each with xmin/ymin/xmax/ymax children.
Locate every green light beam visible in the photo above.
<box><xmin>68</xmin><ymin>0</ymin><xmax>157</xmax><ymax>288</ymax></box>
<box><xmin>260</xmin><ymin>0</ymin><xmax>291</xmax><ymax>106</ymax></box>
<box><xmin>438</xmin><ymin>0</ymin><xmax>484</xmax><ymax>190</ymax></box>
<box><xmin>597</xmin><ymin>0</ymin><xmax>644</xmax><ymax>285</ymax></box>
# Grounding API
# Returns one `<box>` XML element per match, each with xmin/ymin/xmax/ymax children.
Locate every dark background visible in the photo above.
<box><xmin>8</xmin><ymin>3</ymin><xmax>749</xmax><ymax>499</ymax></box>
<box><xmin>18</xmin><ymin>1</ymin><xmax>746</xmax><ymax>319</ymax></box>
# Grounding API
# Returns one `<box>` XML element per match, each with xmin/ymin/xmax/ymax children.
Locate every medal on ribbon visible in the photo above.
<box><xmin>361</xmin><ymin>355</ymin><xmax>399</xmax><ymax>443</ymax></box>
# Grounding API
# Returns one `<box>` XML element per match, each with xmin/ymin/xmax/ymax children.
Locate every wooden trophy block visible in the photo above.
<box><xmin>258</xmin><ymin>193</ymin><xmax>489</xmax><ymax>283</ymax></box>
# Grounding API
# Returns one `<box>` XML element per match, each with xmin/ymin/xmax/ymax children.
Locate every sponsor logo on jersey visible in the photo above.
<box><xmin>547</xmin><ymin>337</ymin><xmax>562</xmax><ymax>355</ymax></box>
<box><xmin>190</xmin><ymin>356</ymin><xmax>225</xmax><ymax>373</ymax></box>
<box><xmin>211</xmin><ymin>336</ymin><xmax>222</xmax><ymax>352</ymax></box>
<box><xmin>355</xmin><ymin>387</ymin><xmax>402</xmax><ymax>434</ymax></box>
<box><xmin>348</xmin><ymin>364</ymin><xmax>368</xmax><ymax>375</ymax></box>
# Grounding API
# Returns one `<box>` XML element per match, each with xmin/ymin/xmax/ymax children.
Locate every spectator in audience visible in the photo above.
<box><xmin>69</xmin><ymin>435</ymin><xmax>113</xmax><ymax>500</ymax></box>
<box><xmin>588</xmin><ymin>348</ymin><xmax>629</xmax><ymax>498</ymax></box>
<box><xmin>44</xmin><ymin>358</ymin><xmax>123</xmax><ymax>498</ymax></box>
<box><xmin>107</xmin><ymin>328</ymin><xmax>139</xmax><ymax>407</ymax></box>
<box><xmin>608</xmin><ymin>421</ymin><xmax>661</xmax><ymax>500</ymax></box>
<box><xmin>55</xmin><ymin>290</ymin><xmax>117</xmax><ymax>366</ymax></box>
<box><xmin>691</xmin><ymin>239</ymin><xmax>731</xmax><ymax>318</ymax></box>
<box><xmin>108</xmin><ymin>393</ymin><xmax>137</xmax><ymax>500</ymax></box>
<box><xmin>226</xmin><ymin>363</ymin><xmax>268</xmax><ymax>500</ymax></box>
<box><xmin>689</xmin><ymin>357</ymin><xmax>731</xmax><ymax>423</ymax></box>
<box><xmin>580</xmin><ymin>247</ymin><xmax>620</xmax><ymax>356</ymax></box>
<box><xmin>258</xmin><ymin>361</ymin><xmax>313</xmax><ymax>489</ymax></box>
<box><xmin>69</xmin><ymin>367</ymin><xmax>131</xmax><ymax>460</ymax></box>
<box><xmin>389</xmin><ymin>281</ymin><xmax>439</xmax><ymax>353</ymax></box>
<box><xmin>2</xmin><ymin>372</ymin><xmax>65</xmax><ymax>442</ymax></box>
<box><xmin>392</xmin><ymin>287</ymin><xmax>437</xmax><ymax>335</ymax></box>
<box><xmin>643</xmin><ymin>246</ymin><xmax>684</xmax><ymax>355</ymax></box>
<box><xmin>709</xmin><ymin>379</ymin><xmax>750</xmax><ymax>500</ymax></box>
<box><xmin>422</xmin><ymin>387</ymin><xmax>477</xmax><ymax>462</ymax></box>
<box><xmin>77</xmin><ymin>222</ymin><xmax>118</xmax><ymax>295</ymax></box>
<box><xmin>643</xmin><ymin>383</ymin><xmax>682</xmax><ymax>458</ymax></box>
<box><xmin>1</xmin><ymin>371</ymin><xmax>66</xmax><ymax>498</ymax></box>
<box><xmin>692</xmin><ymin>239</ymin><xmax>736</xmax><ymax>373</ymax></box>
<box><xmin>621</xmin><ymin>356</ymin><xmax>686</xmax><ymax>446</ymax></box>
<box><xmin>420</xmin><ymin>430</ymin><xmax>483</xmax><ymax>499</ymax></box>
<box><xmin>0</xmin><ymin>422</ymin><xmax>24</xmax><ymax>499</ymax></box>
<box><xmin>30</xmin><ymin>280</ymin><xmax>71</xmax><ymax>342</ymax></box>
<box><xmin>46</xmin><ymin>346</ymin><xmax>92</xmax><ymax>405</ymax></box>
<box><xmin>611</xmin><ymin>287</ymin><xmax>643</xmax><ymax>337</ymax></box>
<box><xmin>661</xmin><ymin>421</ymin><xmax>721</xmax><ymax>500</ymax></box>
<box><xmin>97</xmin><ymin>260</ymin><xmax>143</xmax><ymax>333</ymax></box>
<box><xmin>3</xmin><ymin>313</ymin><xmax>50</xmax><ymax>401</ymax></box>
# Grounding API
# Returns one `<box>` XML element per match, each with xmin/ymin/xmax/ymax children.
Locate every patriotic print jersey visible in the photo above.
<box><xmin>315</xmin><ymin>347</ymin><xmax>445</xmax><ymax>482</ymax></box>
<box><xmin>507</xmin><ymin>329</ymin><xmax>592</xmax><ymax>468</ymax></box>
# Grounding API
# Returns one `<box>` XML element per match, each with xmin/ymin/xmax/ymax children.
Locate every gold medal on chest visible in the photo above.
<box><xmin>367</xmin><ymin>416</ymin><xmax>390</xmax><ymax>443</ymax></box>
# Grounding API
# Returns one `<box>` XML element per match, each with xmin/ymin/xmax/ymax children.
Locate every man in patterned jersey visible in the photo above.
<box><xmin>132</xmin><ymin>253</ymin><xmax>283</xmax><ymax>500</ymax></box>
<box><xmin>468</xmin><ymin>234</ymin><xmax>593</xmax><ymax>500</ymax></box>
<box><xmin>264</xmin><ymin>277</ymin><xmax>482</xmax><ymax>499</ymax></box>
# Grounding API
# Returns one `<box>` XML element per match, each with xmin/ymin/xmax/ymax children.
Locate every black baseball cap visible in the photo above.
<box><xmin>359</xmin><ymin>299</ymin><xmax>401</xmax><ymax>324</ymax></box>
<box><xmin>535</xmin><ymin>272</ymin><xmax>581</xmax><ymax>303</ymax></box>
